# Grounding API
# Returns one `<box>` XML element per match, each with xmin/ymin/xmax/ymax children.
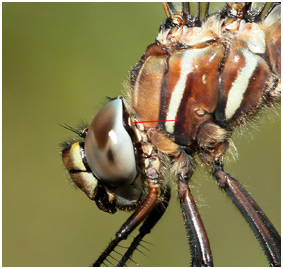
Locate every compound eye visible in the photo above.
<box><xmin>84</xmin><ymin>99</ymin><xmax>137</xmax><ymax>185</ymax></box>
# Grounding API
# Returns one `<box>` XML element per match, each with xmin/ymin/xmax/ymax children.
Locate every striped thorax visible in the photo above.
<box><xmin>132</xmin><ymin>2</ymin><xmax>280</xmax><ymax>147</ymax></box>
<box><xmin>61</xmin><ymin>3</ymin><xmax>281</xmax><ymax>267</ymax></box>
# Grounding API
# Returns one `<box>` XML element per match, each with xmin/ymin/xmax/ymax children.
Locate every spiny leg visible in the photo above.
<box><xmin>92</xmin><ymin>178</ymin><xmax>159</xmax><ymax>267</ymax></box>
<box><xmin>117</xmin><ymin>185</ymin><xmax>171</xmax><ymax>266</ymax></box>
<box><xmin>212</xmin><ymin>162</ymin><xmax>281</xmax><ymax>267</ymax></box>
<box><xmin>197</xmin><ymin>121</ymin><xmax>281</xmax><ymax>266</ymax></box>
<box><xmin>176</xmin><ymin>153</ymin><xmax>213</xmax><ymax>267</ymax></box>
<box><xmin>178</xmin><ymin>175</ymin><xmax>214</xmax><ymax>267</ymax></box>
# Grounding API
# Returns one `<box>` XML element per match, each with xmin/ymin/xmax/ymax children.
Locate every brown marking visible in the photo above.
<box><xmin>131</xmin><ymin>44</ymin><xmax>166</xmax><ymax>89</ymax></box>
<box><xmin>160</xmin><ymin>50</ymin><xmax>183</xmax><ymax>114</ymax></box>
<box><xmin>220</xmin><ymin>41</ymin><xmax>247</xmax><ymax>100</ymax></box>
<box><xmin>266</xmin><ymin>21</ymin><xmax>281</xmax><ymax>76</ymax></box>
<box><xmin>172</xmin><ymin>43</ymin><xmax>225</xmax><ymax>145</ymax></box>
<box><xmin>147</xmin><ymin>128</ymin><xmax>180</xmax><ymax>155</ymax></box>
<box><xmin>145</xmin><ymin>43</ymin><xmax>167</xmax><ymax>58</ymax></box>
<box><xmin>89</xmin><ymin>107</ymin><xmax>115</xmax><ymax>150</ymax></box>
<box><xmin>232</xmin><ymin>56</ymin><xmax>272</xmax><ymax>124</ymax></box>
<box><xmin>215</xmin><ymin>40</ymin><xmax>251</xmax><ymax>126</ymax></box>
<box><xmin>132</xmin><ymin>51</ymin><xmax>167</xmax><ymax>128</ymax></box>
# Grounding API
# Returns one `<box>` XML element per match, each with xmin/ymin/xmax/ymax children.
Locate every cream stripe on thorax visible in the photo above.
<box><xmin>165</xmin><ymin>48</ymin><xmax>208</xmax><ymax>133</ymax></box>
<box><xmin>132</xmin><ymin>57</ymin><xmax>148</xmax><ymax>106</ymax></box>
<box><xmin>225</xmin><ymin>49</ymin><xmax>258</xmax><ymax>120</ymax></box>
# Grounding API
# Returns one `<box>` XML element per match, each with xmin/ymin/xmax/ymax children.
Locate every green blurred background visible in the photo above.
<box><xmin>3</xmin><ymin>3</ymin><xmax>280</xmax><ymax>267</ymax></box>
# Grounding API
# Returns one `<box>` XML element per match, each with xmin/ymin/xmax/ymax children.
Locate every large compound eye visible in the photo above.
<box><xmin>84</xmin><ymin>99</ymin><xmax>137</xmax><ymax>185</ymax></box>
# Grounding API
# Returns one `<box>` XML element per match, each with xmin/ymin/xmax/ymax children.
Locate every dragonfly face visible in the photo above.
<box><xmin>61</xmin><ymin>2</ymin><xmax>281</xmax><ymax>266</ymax></box>
<box><xmin>62</xmin><ymin>98</ymin><xmax>144</xmax><ymax>213</ymax></box>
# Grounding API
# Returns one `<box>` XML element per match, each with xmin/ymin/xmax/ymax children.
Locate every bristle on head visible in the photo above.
<box><xmin>59</xmin><ymin>123</ymin><xmax>86</xmax><ymax>138</ymax></box>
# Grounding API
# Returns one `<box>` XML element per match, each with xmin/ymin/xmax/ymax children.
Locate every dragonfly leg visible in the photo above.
<box><xmin>212</xmin><ymin>162</ymin><xmax>281</xmax><ymax>267</ymax></box>
<box><xmin>117</xmin><ymin>185</ymin><xmax>171</xmax><ymax>266</ymax></box>
<box><xmin>175</xmin><ymin>153</ymin><xmax>214</xmax><ymax>267</ymax></box>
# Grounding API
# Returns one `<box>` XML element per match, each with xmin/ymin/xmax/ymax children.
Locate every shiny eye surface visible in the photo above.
<box><xmin>84</xmin><ymin>99</ymin><xmax>137</xmax><ymax>185</ymax></box>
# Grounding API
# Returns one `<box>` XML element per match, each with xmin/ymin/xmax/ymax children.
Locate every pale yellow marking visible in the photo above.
<box><xmin>70</xmin><ymin>143</ymin><xmax>85</xmax><ymax>170</ymax></box>
<box><xmin>165</xmin><ymin>48</ymin><xmax>209</xmax><ymax>133</ymax></box>
<box><xmin>80</xmin><ymin>173</ymin><xmax>98</xmax><ymax>198</ymax></box>
<box><xmin>69</xmin><ymin>142</ymin><xmax>98</xmax><ymax>198</ymax></box>
<box><xmin>133</xmin><ymin>57</ymin><xmax>149</xmax><ymax>106</ymax></box>
<box><xmin>225</xmin><ymin>49</ymin><xmax>258</xmax><ymax>120</ymax></box>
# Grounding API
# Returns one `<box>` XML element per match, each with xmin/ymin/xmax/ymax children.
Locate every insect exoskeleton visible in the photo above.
<box><xmin>61</xmin><ymin>2</ymin><xmax>280</xmax><ymax>267</ymax></box>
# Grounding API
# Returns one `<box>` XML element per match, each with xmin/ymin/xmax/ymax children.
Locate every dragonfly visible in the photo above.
<box><xmin>61</xmin><ymin>2</ymin><xmax>281</xmax><ymax>267</ymax></box>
